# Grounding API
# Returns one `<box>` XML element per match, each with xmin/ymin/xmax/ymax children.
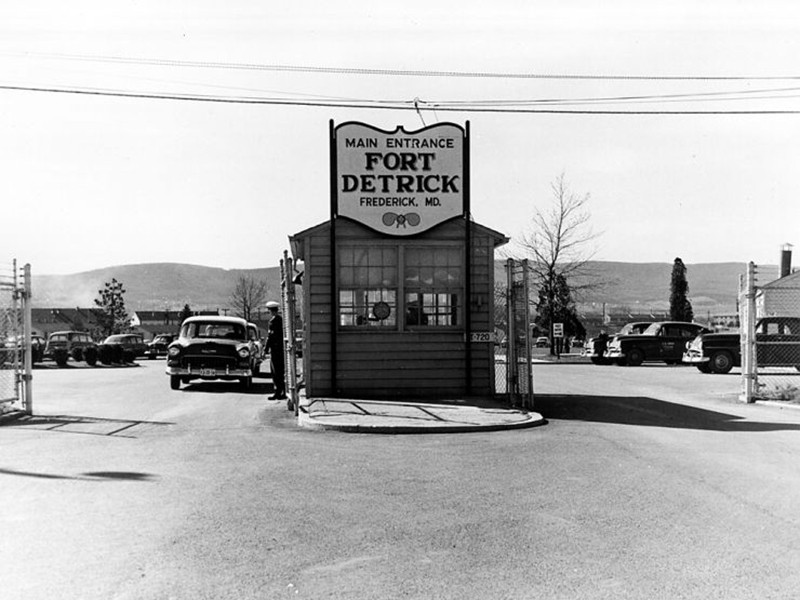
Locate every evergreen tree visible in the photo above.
<box><xmin>94</xmin><ymin>278</ymin><xmax>130</xmax><ymax>338</ymax></box>
<box><xmin>670</xmin><ymin>257</ymin><xmax>694</xmax><ymax>321</ymax></box>
<box><xmin>179</xmin><ymin>304</ymin><xmax>193</xmax><ymax>324</ymax></box>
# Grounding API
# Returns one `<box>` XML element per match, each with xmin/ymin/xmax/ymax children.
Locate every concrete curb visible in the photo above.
<box><xmin>297</xmin><ymin>413</ymin><xmax>547</xmax><ymax>434</ymax></box>
<box><xmin>296</xmin><ymin>399</ymin><xmax>547</xmax><ymax>434</ymax></box>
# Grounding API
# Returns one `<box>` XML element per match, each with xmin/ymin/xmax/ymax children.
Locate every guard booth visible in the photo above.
<box><xmin>289</xmin><ymin>121</ymin><xmax>508</xmax><ymax>400</ymax></box>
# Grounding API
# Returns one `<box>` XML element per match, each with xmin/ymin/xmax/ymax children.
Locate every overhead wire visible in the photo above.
<box><xmin>2</xmin><ymin>51</ymin><xmax>800</xmax><ymax>114</ymax></box>
<box><xmin>2</xmin><ymin>82</ymin><xmax>800</xmax><ymax>114</ymax></box>
<box><xmin>8</xmin><ymin>51</ymin><xmax>800</xmax><ymax>82</ymax></box>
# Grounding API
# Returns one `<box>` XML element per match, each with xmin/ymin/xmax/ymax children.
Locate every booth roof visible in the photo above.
<box><xmin>289</xmin><ymin>218</ymin><xmax>509</xmax><ymax>262</ymax></box>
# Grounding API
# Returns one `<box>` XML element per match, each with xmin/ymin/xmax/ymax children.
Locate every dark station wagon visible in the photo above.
<box><xmin>605</xmin><ymin>321</ymin><xmax>712</xmax><ymax>366</ymax></box>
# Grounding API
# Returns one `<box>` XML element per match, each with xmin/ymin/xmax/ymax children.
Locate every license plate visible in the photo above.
<box><xmin>200</xmin><ymin>369</ymin><xmax>216</xmax><ymax>377</ymax></box>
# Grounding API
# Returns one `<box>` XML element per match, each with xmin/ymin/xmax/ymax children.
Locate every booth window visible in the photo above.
<box><xmin>404</xmin><ymin>247</ymin><xmax>462</xmax><ymax>327</ymax></box>
<box><xmin>338</xmin><ymin>247</ymin><xmax>398</xmax><ymax>327</ymax></box>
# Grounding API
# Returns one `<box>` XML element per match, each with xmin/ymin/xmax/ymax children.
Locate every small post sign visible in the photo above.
<box><xmin>332</xmin><ymin>122</ymin><xmax>466</xmax><ymax>236</ymax></box>
<box><xmin>470</xmin><ymin>332</ymin><xmax>495</xmax><ymax>343</ymax></box>
<box><xmin>553</xmin><ymin>323</ymin><xmax>564</xmax><ymax>338</ymax></box>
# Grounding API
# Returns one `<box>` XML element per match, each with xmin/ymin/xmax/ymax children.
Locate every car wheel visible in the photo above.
<box><xmin>626</xmin><ymin>347</ymin><xmax>644</xmax><ymax>366</ymax></box>
<box><xmin>696</xmin><ymin>363</ymin><xmax>711</xmax><ymax>373</ymax></box>
<box><xmin>240</xmin><ymin>376</ymin><xmax>252</xmax><ymax>389</ymax></box>
<box><xmin>84</xmin><ymin>347</ymin><xmax>98</xmax><ymax>366</ymax></box>
<box><xmin>54</xmin><ymin>349</ymin><xmax>69</xmax><ymax>367</ymax></box>
<box><xmin>709</xmin><ymin>351</ymin><xmax>734</xmax><ymax>374</ymax></box>
<box><xmin>170</xmin><ymin>376</ymin><xmax>181</xmax><ymax>390</ymax></box>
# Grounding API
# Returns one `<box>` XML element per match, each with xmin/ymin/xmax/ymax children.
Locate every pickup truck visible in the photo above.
<box><xmin>682</xmin><ymin>316</ymin><xmax>800</xmax><ymax>374</ymax></box>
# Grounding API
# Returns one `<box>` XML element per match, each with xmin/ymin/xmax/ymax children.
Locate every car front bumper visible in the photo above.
<box><xmin>166</xmin><ymin>366</ymin><xmax>253</xmax><ymax>378</ymax></box>
<box><xmin>682</xmin><ymin>350</ymin><xmax>708</xmax><ymax>364</ymax></box>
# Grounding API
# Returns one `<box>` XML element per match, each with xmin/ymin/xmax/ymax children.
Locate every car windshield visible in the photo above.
<box><xmin>642</xmin><ymin>323</ymin><xmax>662</xmax><ymax>335</ymax></box>
<box><xmin>182</xmin><ymin>321</ymin><xmax>246</xmax><ymax>341</ymax></box>
<box><xmin>619</xmin><ymin>323</ymin><xmax>649</xmax><ymax>335</ymax></box>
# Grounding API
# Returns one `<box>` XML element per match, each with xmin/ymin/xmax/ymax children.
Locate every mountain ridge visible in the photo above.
<box><xmin>31</xmin><ymin>260</ymin><xmax>780</xmax><ymax>313</ymax></box>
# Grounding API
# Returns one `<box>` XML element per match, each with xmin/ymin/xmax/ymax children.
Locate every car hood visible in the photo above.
<box><xmin>694</xmin><ymin>332</ymin><xmax>740</xmax><ymax>341</ymax></box>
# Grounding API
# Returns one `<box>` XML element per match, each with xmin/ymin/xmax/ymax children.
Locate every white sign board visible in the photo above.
<box><xmin>334</xmin><ymin>122</ymin><xmax>465</xmax><ymax>236</ymax></box>
<box><xmin>553</xmin><ymin>323</ymin><xmax>564</xmax><ymax>337</ymax></box>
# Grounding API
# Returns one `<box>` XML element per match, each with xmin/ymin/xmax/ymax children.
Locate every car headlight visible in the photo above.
<box><xmin>168</xmin><ymin>346</ymin><xmax>181</xmax><ymax>357</ymax></box>
<box><xmin>238</xmin><ymin>347</ymin><xmax>250</xmax><ymax>358</ymax></box>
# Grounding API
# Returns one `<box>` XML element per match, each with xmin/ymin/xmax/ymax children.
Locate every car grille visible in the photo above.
<box><xmin>180</xmin><ymin>355</ymin><xmax>239</xmax><ymax>370</ymax></box>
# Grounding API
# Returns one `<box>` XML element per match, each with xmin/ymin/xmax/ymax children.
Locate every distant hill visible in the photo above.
<box><xmin>571</xmin><ymin>261</ymin><xmax>779</xmax><ymax>312</ymax></box>
<box><xmin>32</xmin><ymin>260</ymin><xmax>780</xmax><ymax>313</ymax></box>
<box><xmin>498</xmin><ymin>261</ymin><xmax>781</xmax><ymax>314</ymax></box>
<box><xmin>32</xmin><ymin>263</ymin><xmax>283</xmax><ymax>312</ymax></box>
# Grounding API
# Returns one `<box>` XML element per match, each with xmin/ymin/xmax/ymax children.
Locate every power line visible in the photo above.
<box><xmin>2</xmin><ymin>82</ymin><xmax>800</xmax><ymax>114</ymax></box>
<box><xmin>8</xmin><ymin>51</ymin><xmax>800</xmax><ymax>82</ymax></box>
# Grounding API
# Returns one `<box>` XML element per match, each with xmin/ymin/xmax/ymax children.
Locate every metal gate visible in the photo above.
<box><xmin>1</xmin><ymin>261</ymin><xmax>32</xmax><ymax>416</ymax></box>
<box><xmin>739</xmin><ymin>261</ymin><xmax>800</xmax><ymax>403</ymax></box>
<box><xmin>494</xmin><ymin>258</ymin><xmax>534</xmax><ymax>409</ymax></box>
<box><xmin>280</xmin><ymin>251</ymin><xmax>301</xmax><ymax>416</ymax></box>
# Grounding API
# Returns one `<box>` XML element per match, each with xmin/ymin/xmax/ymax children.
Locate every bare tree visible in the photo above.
<box><xmin>516</xmin><ymin>173</ymin><xmax>601</xmax><ymax>349</ymax></box>
<box><xmin>230</xmin><ymin>275</ymin><xmax>268</xmax><ymax>322</ymax></box>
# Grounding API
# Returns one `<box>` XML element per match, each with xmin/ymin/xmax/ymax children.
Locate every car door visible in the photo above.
<box><xmin>657</xmin><ymin>325</ymin><xmax>691</xmax><ymax>360</ymax></box>
<box><xmin>757</xmin><ymin>319</ymin><xmax>800</xmax><ymax>366</ymax></box>
<box><xmin>784</xmin><ymin>320</ymin><xmax>800</xmax><ymax>366</ymax></box>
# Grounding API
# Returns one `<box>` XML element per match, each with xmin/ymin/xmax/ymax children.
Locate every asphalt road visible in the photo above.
<box><xmin>2</xmin><ymin>360</ymin><xmax>800</xmax><ymax>599</ymax></box>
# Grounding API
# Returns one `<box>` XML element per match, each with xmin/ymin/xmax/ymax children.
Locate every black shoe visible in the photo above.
<box><xmin>275</xmin><ymin>394</ymin><xmax>287</xmax><ymax>400</ymax></box>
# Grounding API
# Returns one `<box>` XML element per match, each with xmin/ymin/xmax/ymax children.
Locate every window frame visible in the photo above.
<box><xmin>336</xmin><ymin>241</ymin><xmax>465</xmax><ymax>332</ymax></box>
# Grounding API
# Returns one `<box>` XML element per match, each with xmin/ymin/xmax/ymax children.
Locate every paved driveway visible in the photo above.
<box><xmin>2</xmin><ymin>361</ymin><xmax>800</xmax><ymax>599</ymax></box>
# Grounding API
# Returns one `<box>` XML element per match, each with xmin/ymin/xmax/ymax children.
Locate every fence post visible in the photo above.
<box><xmin>505</xmin><ymin>259</ymin><xmax>515</xmax><ymax>405</ymax></box>
<box><xmin>22</xmin><ymin>264</ymin><xmax>32</xmax><ymax>414</ymax></box>
<box><xmin>739</xmin><ymin>262</ymin><xmax>757</xmax><ymax>403</ymax></box>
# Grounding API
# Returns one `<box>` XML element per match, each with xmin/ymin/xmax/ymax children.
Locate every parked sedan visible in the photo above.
<box><xmin>98</xmin><ymin>333</ymin><xmax>148</xmax><ymax>364</ymax></box>
<box><xmin>144</xmin><ymin>333</ymin><xmax>176</xmax><ymax>359</ymax></box>
<box><xmin>3</xmin><ymin>334</ymin><xmax>46</xmax><ymax>364</ymax></box>
<box><xmin>606</xmin><ymin>321</ymin><xmax>712</xmax><ymax>366</ymax></box>
<box><xmin>166</xmin><ymin>316</ymin><xmax>261</xmax><ymax>390</ymax></box>
<box><xmin>583</xmin><ymin>321</ymin><xmax>651</xmax><ymax>365</ymax></box>
<box><xmin>683</xmin><ymin>316</ymin><xmax>800</xmax><ymax>374</ymax></box>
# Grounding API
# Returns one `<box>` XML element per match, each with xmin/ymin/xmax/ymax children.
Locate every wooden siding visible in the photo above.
<box><xmin>293</xmin><ymin>217</ymin><xmax>505</xmax><ymax>399</ymax></box>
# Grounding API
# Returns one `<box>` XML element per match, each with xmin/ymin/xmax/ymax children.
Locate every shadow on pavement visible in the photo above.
<box><xmin>0</xmin><ymin>468</ymin><xmax>158</xmax><ymax>482</ymax></box>
<box><xmin>3</xmin><ymin>414</ymin><xmax>174</xmax><ymax>437</ymax></box>
<box><xmin>535</xmin><ymin>394</ymin><xmax>800</xmax><ymax>432</ymax></box>
<box><xmin>179</xmin><ymin>381</ymin><xmax>274</xmax><ymax>395</ymax></box>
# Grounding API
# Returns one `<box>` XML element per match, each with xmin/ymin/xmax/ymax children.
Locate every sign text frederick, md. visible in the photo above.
<box><xmin>334</xmin><ymin>122</ymin><xmax>466</xmax><ymax>236</ymax></box>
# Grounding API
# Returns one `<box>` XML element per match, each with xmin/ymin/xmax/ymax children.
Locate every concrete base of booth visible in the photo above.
<box><xmin>296</xmin><ymin>394</ymin><xmax>545</xmax><ymax>434</ymax></box>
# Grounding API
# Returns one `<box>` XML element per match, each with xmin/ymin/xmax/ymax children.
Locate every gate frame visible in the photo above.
<box><xmin>1</xmin><ymin>261</ymin><xmax>32</xmax><ymax>415</ymax></box>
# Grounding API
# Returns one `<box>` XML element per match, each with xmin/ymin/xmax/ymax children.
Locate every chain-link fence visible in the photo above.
<box><xmin>0</xmin><ymin>261</ymin><xmax>32</xmax><ymax>415</ymax></box>
<box><xmin>739</xmin><ymin>262</ymin><xmax>800</xmax><ymax>403</ymax></box>
<box><xmin>494</xmin><ymin>259</ymin><xmax>533</xmax><ymax>409</ymax></box>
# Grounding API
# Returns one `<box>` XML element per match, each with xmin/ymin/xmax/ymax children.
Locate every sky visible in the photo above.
<box><xmin>1</xmin><ymin>1</ymin><xmax>799</xmax><ymax>275</ymax></box>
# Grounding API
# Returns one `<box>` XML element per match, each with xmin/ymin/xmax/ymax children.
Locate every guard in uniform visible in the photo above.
<box><xmin>265</xmin><ymin>300</ymin><xmax>286</xmax><ymax>400</ymax></box>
